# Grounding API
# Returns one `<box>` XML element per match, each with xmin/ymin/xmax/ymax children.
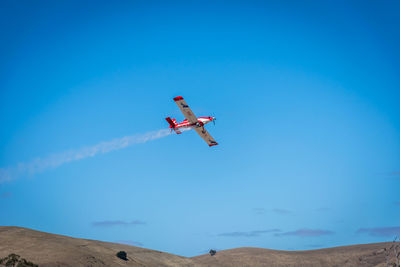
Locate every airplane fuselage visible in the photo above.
<box><xmin>174</xmin><ymin>117</ymin><xmax>215</xmax><ymax>129</ymax></box>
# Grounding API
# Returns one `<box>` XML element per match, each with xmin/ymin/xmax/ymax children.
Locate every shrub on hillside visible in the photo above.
<box><xmin>209</xmin><ymin>249</ymin><xmax>216</xmax><ymax>256</ymax></box>
<box><xmin>116</xmin><ymin>251</ymin><xmax>128</xmax><ymax>261</ymax></box>
<box><xmin>0</xmin><ymin>253</ymin><xmax>38</xmax><ymax>267</ymax></box>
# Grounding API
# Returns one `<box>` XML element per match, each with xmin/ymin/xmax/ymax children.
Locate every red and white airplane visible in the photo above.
<box><xmin>165</xmin><ymin>96</ymin><xmax>218</xmax><ymax>147</ymax></box>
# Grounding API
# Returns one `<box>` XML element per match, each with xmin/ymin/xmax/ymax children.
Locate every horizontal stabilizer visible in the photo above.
<box><xmin>165</xmin><ymin>117</ymin><xmax>175</xmax><ymax>128</ymax></box>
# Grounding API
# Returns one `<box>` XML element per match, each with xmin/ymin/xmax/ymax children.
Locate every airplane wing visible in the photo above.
<box><xmin>173</xmin><ymin>96</ymin><xmax>198</xmax><ymax>124</ymax></box>
<box><xmin>194</xmin><ymin>127</ymin><xmax>219</xmax><ymax>147</ymax></box>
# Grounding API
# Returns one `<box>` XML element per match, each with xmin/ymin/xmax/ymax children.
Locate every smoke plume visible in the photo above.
<box><xmin>0</xmin><ymin>128</ymin><xmax>173</xmax><ymax>183</ymax></box>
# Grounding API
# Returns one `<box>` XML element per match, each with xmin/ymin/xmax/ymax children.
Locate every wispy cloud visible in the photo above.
<box><xmin>272</xmin><ymin>208</ymin><xmax>291</xmax><ymax>215</ymax></box>
<box><xmin>92</xmin><ymin>220</ymin><xmax>146</xmax><ymax>227</ymax></box>
<box><xmin>116</xmin><ymin>240</ymin><xmax>144</xmax><ymax>247</ymax></box>
<box><xmin>218</xmin><ymin>229</ymin><xmax>281</xmax><ymax>237</ymax></box>
<box><xmin>0</xmin><ymin>129</ymin><xmax>172</xmax><ymax>183</ymax></box>
<box><xmin>275</xmin><ymin>228</ymin><xmax>334</xmax><ymax>237</ymax></box>
<box><xmin>253</xmin><ymin>208</ymin><xmax>266</xmax><ymax>215</ymax></box>
<box><xmin>357</xmin><ymin>227</ymin><xmax>400</xmax><ymax>237</ymax></box>
<box><xmin>316</xmin><ymin>207</ymin><xmax>331</xmax><ymax>212</ymax></box>
<box><xmin>379</xmin><ymin>171</ymin><xmax>400</xmax><ymax>177</ymax></box>
<box><xmin>0</xmin><ymin>192</ymin><xmax>12</xmax><ymax>199</ymax></box>
<box><xmin>253</xmin><ymin>208</ymin><xmax>292</xmax><ymax>215</ymax></box>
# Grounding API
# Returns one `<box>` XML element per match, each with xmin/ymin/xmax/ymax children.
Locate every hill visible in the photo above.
<box><xmin>193</xmin><ymin>244</ymin><xmax>393</xmax><ymax>267</ymax></box>
<box><xmin>0</xmin><ymin>226</ymin><xmax>192</xmax><ymax>266</ymax></box>
<box><xmin>0</xmin><ymin>226</ymin><xmax>396</xmax><ymax>266</ymax></box>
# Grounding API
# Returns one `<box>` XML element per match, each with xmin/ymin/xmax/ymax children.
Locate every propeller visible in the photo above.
<box><xmin>211</xmin><ymin>115</ymin><xmax>216</xmax><ymax>126</ymax></box>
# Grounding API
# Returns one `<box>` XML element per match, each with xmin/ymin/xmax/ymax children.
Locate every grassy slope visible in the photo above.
<box><xmin>0</xmin><ymin>227</ymin><xmax>193</xmax><ymax>267</ymax></box>
<box><xmin>192</xmin><ymin>244</ymin><xmax>391</xmax><ymax>267</ymax></box>
<box><xmin>0</xmin><ymin>226</ymin><xmax>394</xmax><ymax>267</ymax></box>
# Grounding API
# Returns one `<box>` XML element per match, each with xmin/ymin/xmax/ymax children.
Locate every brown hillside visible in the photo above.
<box><xmin>0</xmin><ymin>226</ymin><xmax>396</xmax><ymax>267</ymax></box>
<box><xmin>0</xmin><ymin>226</ymin><xmax>193</xmax><ymax>266</ymax></box>
<box><xmin>193</xmin><ymin>244</ymin><xmax>393</xmax><ymax>267</ymax></box>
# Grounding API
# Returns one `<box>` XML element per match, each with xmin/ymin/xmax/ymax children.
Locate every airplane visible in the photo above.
<box><xmin>165</xmin><ymin>96</ymin><xmax>218</xmax><ymax>147</ymax></box>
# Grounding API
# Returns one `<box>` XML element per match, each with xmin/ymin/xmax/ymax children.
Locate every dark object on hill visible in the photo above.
<box><xmin>209</xmin><ymin>249</ymin><xmax>217</xmax><ymax>256</ymax></box>
<box><xmin>116</xmin><ymin>251</ymin><xmax>128</xmax><ymax>261</ymax></box>
<box><xmin>0</xmin><ymin>253</ymin><xmax>38</xmax><ymax>267</ymax></box>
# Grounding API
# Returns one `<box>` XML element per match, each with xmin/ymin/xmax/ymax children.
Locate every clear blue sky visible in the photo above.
<box><xmin>1</xmin><ymin>0</ymin><xmax>399</xmax><ymax>257</ymax></box>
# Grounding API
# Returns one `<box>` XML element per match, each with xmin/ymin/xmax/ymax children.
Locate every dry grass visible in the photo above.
<box><xmin>192</xmin><ymin>244</ymin><xmax>392</xmax><ymax>267</ymax></box>
<box><xmin>0</xmin><ymin>226</ymin><xmax>193</xmax><ymax>266</ymax></box>
<box><xmin>0</xmin><ymin>226</ymin><xmax>394</xmax><ymax>266</ymax></box>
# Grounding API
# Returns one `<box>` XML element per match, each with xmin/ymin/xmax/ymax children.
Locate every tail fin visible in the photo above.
<box><xmin>165</xmin><ymin>117</ymin><xmax>176</xmax><ymax>128</ymax></box>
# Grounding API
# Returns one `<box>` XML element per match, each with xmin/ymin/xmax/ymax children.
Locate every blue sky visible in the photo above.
<box><xmin>1</xmin><ymin>0</ymin><xmax>399</xmax><ymax>257</ymax></box>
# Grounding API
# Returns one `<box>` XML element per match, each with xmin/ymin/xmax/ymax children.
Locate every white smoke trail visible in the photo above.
<box><xmin>0</xmin><ymin>128</ymin><xmax>175</xmax><ymax>183</ymax></box>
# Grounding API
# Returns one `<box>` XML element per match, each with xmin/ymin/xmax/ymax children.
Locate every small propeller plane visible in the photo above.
<box><xmin>165</xmin><ymin>96</ymin><xmax>218</xmax><ymax>147</ymax></box>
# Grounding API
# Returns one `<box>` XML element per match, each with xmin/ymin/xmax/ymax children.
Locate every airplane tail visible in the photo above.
<box><xmin>165</xmin><ymin>117</ymin><xmax>176</xmax><ymax>128</ymax></box>
<box><xmin>165</xmin><ymin>117</ymin><xmax>182</xmax><ymax>134</ymax></box>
